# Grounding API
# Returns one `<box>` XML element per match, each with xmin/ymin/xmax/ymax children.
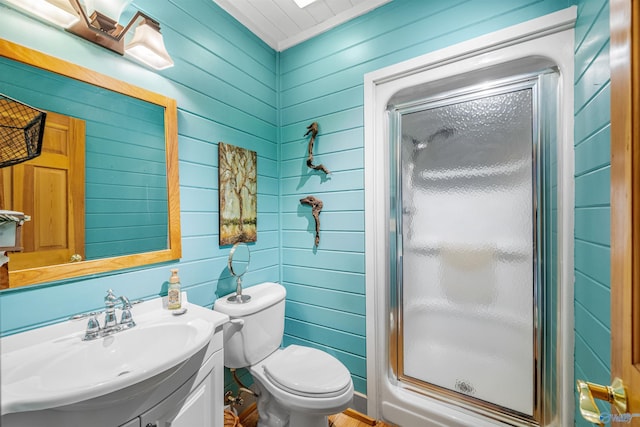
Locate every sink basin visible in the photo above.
<box><xmin>1</xmin><ymin>295</ymin><xmax>228</xmax><ymax>415</ymax></box>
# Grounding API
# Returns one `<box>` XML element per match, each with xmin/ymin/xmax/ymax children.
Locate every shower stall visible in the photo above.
<box><xmin>365</xmin><ymin>8</ymin><xmax>575</xmax><ymax>427</ymax></box>
<box><xmin>389</xmin><ymin>72</ymin><xmax>554</xmax><ymax>425</ymax></box>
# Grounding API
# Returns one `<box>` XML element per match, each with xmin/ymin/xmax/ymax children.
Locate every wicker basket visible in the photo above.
<box><xmin>0</xmin><ymin>94</ymin><xmax>46</xmax><ymax>168</ymax></box>
<box><xmin>224</xmin><ymin>409</ymin><xmax>242</xmax><ymax>427</ymax></box>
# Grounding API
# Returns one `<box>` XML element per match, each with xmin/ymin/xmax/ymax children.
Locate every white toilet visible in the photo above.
<box><xmin>213</xmin><ymin>282</ymin><xmax>354</xmax><ymax>427</ymax></box>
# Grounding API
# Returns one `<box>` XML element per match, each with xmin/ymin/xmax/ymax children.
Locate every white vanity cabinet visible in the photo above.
<box><xmin>1</xmin><ymin>298</ymin><xmax>228</xmax><ymax>427</ymax></box>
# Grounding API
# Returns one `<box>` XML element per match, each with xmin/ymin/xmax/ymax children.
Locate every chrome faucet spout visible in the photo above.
<box><xmin>119</xmin><ymin>295</ymin><xmax>131</xmax><ymax>309</ymax></box>
<box><xmin>103</xmin><ymin>289</ymin><xmax>119</xmax><ymax>330</ymax></box>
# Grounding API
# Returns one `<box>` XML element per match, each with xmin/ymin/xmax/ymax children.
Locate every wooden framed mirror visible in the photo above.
<box><xmin>0</xmin><ymin>39</ymin><xmax>180</xmax><ymax>289</ymax></box>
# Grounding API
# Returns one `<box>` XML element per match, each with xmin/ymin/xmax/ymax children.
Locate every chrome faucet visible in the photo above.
<box><xmin>80</xmin><ymin>289</ymin><xmax>137</xmax><ymax>341</ymax></box>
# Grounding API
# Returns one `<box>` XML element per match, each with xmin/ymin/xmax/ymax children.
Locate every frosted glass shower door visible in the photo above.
<box><xmin>396</xmin><ymin>86</ymin><xmax>536</xmax><ymax>416</ymax></box>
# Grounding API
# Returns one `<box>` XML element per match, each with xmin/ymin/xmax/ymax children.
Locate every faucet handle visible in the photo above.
<box><xmin>120</xmin><ymin>309</ymin><xmax>135</xmax><ymax>328</ymax></box>
<box><xmin>87</xmin><ymin>315</ymin><xmax>100</xmax><ymax>331</ymax></box>
<box><xmin>83</xmin><ymin>314</ymin><xmax>102</xmax><ymax>341</ymax></box>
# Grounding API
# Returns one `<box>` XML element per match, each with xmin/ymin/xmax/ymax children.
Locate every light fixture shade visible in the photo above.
<box><xmin>82</xmin><ymin>0</ymin><xmax>131</xmax><ymax>22</ymax></box>
<box><xmin>5</xmin><ymin>0</ymin><xmax>79</xmax><ymax>28</ymax></box>
<box><xmin>125</xmin><ymin>19</ymin><xmax>174</xmax><ymax>70</ymax></box>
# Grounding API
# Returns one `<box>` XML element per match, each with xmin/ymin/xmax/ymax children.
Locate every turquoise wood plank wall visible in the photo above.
<box><xmin>278</xmin><ymin>0</ymin><xmax>570</xmax><ymax>395</ymax></box>
<box><xmin>573</xmin><ymin>0</ymin><xmax>611</xmax><ymax>424</ymax></box>
<box><xmin>0</xmin><ymin>0</ymin><xmax>279</xmax><ymax>335</ymax></box>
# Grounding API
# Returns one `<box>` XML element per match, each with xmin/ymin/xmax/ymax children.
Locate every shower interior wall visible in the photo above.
<box><xmin>0</xmin><ymin>0</ymin><xmax>611</xmax><ymax>419</ymax></box>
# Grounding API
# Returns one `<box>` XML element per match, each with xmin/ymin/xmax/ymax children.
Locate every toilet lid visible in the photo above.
<box><xmin>262</xmin><ymin>345</ymin><xmax>352</xmax><ymax>398</ymax></box>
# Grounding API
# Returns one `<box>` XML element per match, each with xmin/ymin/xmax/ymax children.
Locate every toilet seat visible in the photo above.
<box><xmin>262</xmin><ymin>345</ymin><xmax>352</xmax><ymax>398</ymax></box>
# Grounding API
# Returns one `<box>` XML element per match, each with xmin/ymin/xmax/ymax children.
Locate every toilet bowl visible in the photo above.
<box><xmin>213</xmin><ymin>282</ymin><xmax>354</xmax><ymax>427</ymax></box>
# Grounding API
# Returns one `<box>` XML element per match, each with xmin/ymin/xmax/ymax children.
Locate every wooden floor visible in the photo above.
<box><xmin>236</xmin><ymin>405</ymin><xmax>396</xmax><ymax>427</ymax></box>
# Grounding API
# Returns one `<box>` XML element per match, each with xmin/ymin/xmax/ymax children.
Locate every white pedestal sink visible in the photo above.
<box><xmin>1</xmin><ymin>293</ymin><xmax>229</xmax><ymax>427</ymax></box>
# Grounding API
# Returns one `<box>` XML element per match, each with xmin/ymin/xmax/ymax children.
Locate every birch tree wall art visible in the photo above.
<box><xmin>218</xmin><ymin>142</ymin><xmax>257</xmax><ymax>245</ymax></box>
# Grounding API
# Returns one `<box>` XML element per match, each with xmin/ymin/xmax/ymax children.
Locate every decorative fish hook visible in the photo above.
<box><xmin>300</xmin><ymin>195</ymin><xmax>323</xmax><ymax>246</ymax></box>
<box><xmin>304</xmin><ymin>122</ymin><xmax>330</xmax><ymax>174</ymax></box>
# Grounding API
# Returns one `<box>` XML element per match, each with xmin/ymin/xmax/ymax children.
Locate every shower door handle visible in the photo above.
<box><xmin>576</xmin><ymin>377</ymin><xmax>627</xmax><ymax>426</ymax></box>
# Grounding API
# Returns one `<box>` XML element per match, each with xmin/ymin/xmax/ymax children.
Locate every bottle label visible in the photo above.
<box><xmin>168</xmin><ymin>289</ymin><xmax>180</xmax><ymax>308</ymax></box>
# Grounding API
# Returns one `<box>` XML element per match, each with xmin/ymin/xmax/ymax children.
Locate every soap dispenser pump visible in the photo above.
<box><xmin>167</xmin><ymin>268</ymin><xmax>182</xmax><ymax>310</ymax></box>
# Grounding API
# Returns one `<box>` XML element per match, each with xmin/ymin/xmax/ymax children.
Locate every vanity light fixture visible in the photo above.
<box><xmin>3</xmin><ymin>0</ymin><xmax>174</xmax><ymax>70</ymax></box>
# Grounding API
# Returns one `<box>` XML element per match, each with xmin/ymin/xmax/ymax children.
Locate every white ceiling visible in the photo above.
<box><xmin>212</xmin><ymin>0</ymin><xmax>392</xmax><ymax>51</ymax></box>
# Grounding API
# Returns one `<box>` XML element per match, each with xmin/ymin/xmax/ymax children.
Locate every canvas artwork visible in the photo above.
<box><xmin>218</xmin><ymin>142</ymin><xmax>257</xmax><ymax>245</ymax></box>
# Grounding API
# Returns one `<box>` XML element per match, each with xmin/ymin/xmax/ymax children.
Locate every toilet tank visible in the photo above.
<box><xmin>213</xmin><ymin>282</ymin><xmax>286</xmax><ymax>368</ymax></box>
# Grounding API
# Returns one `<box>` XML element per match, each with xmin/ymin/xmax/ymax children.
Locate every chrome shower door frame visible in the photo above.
<box><xmin>387</xmin><ymin>72</ymin><xmax>559</xmax><ymax>427</ymax></box>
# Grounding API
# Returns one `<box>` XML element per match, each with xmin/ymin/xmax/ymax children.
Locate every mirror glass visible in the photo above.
<box><xmin>1</xmin><ymin>57</ymin><xmax>168</xmax><ymax>260</ymax></box>
<box><xmin>227</xmin><ymin>242</ymin><xmax>251</xmax><ymax>303</ymax></box>
<box><xmin>228</xmin><ymin>242</ymin><xmax>250</xmax><ymax>278</ymax></box>
<box><xmin>0</xmin><ymin>39</ymin><xmax>181</xmax><ymax>289</ymax></box>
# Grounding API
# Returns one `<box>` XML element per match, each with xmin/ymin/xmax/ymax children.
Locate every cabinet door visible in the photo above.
<box><xmin>140</xmin><ymin>368</ymin><xmax>216</xmax><ymax>427</ymax></box>
<box><xmin>167</xmin><ymin>380</ymin><xmax>212</xmax><ymax>427</ymax></box>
